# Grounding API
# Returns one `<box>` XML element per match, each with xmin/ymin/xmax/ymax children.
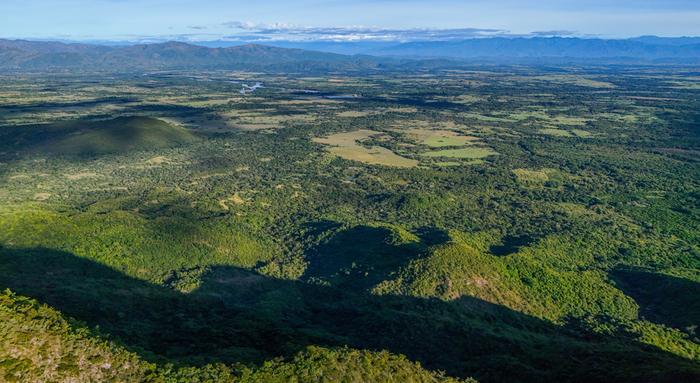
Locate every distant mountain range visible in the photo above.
<box><xmin>0</xmin><ymin>40</ymin><xmax>387</xmax><ymax>72</ymax></box>
<box><xmin>1</xmin><ymin>36</ymin><xmax>699</xmax><ymax>72</ymax></box>
<box><xmin>262</xmin><ymin>37</ymin><xmax>700</xmax><ymax>61</ymax></box>
<box><xmin>369</xmin><ymin>37</ymin><xmax>700</xmax><ymax>61</ymax></box>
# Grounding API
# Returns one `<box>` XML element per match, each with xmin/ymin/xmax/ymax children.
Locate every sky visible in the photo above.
<box><xmin>1</xmin><ymin>0</ymin><xmax>700</xmax><ymax>42</ymax></box>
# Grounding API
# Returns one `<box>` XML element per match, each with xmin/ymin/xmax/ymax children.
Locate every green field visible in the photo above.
<box><xmin>313</xmin><ymin>129</ymin><xmax>419</xmax><ymax>167</ymax></box>
<box><xmin>423</xmin><ymin>135</ymin><xmax>473</xmax><ymax>147</ymax></box>
<box><xmin>421</xmin><ymin>147</ymin><xmax>498</xmax><ymax>159</ymax></box>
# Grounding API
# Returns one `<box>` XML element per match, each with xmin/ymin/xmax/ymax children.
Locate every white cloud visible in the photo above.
<box><xmin>221</xmin><ymin>21</ymin><xmax>507</xmax><ymax>42</ymax></box>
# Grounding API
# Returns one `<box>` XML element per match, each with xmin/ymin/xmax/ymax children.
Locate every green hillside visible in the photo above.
<box><xmin>0</xmin><ymin>290</ymin><xmax>464</xmax><ymax>383</ymax></box>
<box><xmin>48</xmin><ymin>116</ymin><xmax>197</xmax><ymax>155</ymax></box>
<box><xmin>1</xmin><ymin>116</ymin><xmax>197</xmax><ymax>156</ymax></box>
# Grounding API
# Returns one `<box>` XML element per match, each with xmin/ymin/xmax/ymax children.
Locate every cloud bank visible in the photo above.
<box><xmin>221</xmin><ymin>22</ymin><xmax>509</xmax><ymax>42</ymax></box>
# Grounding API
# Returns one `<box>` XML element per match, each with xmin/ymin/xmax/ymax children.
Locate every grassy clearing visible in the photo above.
<box><xmin>597</xmin><ymin>112</ymin><xmax>642</xmax><ymax>124</ymax></box>
<box><xmin>232</xmin><ymin>113</ymin><xmax>317</xmax><ymax>127</ymax></box>
<box><xmin>314</xmin><ymin>130</ymin><xmax>419</xmax><ymax>168</ymax></box>
<box><xmin>174</xmin><ymin>111</ymin><xmax>318</xmax><ymax>132</ymax></box>
<box><xmin>512</xmin><ymin>110</ymin><xmax>590</xmax><ymax>126</ymax></box>
<box><xmin>424</xmin><ymin>135</ymin><xmax>477</xmax><ymax>147</ymax></box>
<box><xmin>421</xmin><ymin>147</ymin><xmax>497</xmax><ymax>159</ymax></box>
<box><xmin>313</xmin><ymin>130</ymin><xmax>418</xmax><ymax>168</ymax></box>
<box><xmin>513</xmin><ymin>168</ymin><xmax>551</xmax><ymax>183</ymax></box>
<box><xmin>513</xmin><ymin>169</ymin><xmax>576</xmax><ymax>190</ymax></box>
<box><xmin>336</xmin><ymin>111</ymin><xmax>372</xmax><ymax>118</ymax></box>
<box><xmin>571</xmin><ymin>129</ymin><xmax>594</xmax><ymax>138</ymax></box>
<box><xmin>538</xmin><ymin>128</ymin><xmax>574</xmax><ymax>137</ymax></box>
<box><xmin>272</xmin><ymin>99</ymin><xmax>342</xmax><ymax>105</ymax></box>
<box><xmin>65</xmin><ymin>172</ymin><xmax>100</xmax><ymax>181</ymax></box>
<box><xmin>402</xmin><ymin>128</ymin><xmax>479</xmax><ymax>148</ymax></box>
<box><xmin>451</xmin><ymin>95</ymin><xmax>480</xmax><ymax>104</ymax></box>
<box><xmin>530</xmin><ymin>75</ymin><xmax>616</xmax><ymax>89</ymax></box>
<box><xmin>155</xmin><ymin>95</ymin><xmax>238</xmax><ymax>107</ymax></box>
<box><xmin>537</xmin><ymin>128</ymin><xmax>594</xmax><ymax>138</ymax></box>
<box><xmin>667</xmin><ymin>81</ymin><xmax>700</xmax><ymax>90</ymax></box>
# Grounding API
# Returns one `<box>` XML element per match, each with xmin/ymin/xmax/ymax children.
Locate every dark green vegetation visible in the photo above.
<box><xmin>0</xmin><ymin>116</ymin><xmax>197</xmax><ymax>156</ymax></box>
<box><xmin>0</xmin><ymin>66</ymin><xmax>699</xmax><ymax>382</ymax></box>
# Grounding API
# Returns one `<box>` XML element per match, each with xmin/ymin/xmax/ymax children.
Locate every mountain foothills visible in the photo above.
<box><xmin>0</xmin><ymin>40</ymin><xmax>699</xmax><ymax>383</ymax></box>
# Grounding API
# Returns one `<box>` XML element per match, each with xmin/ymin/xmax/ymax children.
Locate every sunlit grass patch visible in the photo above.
<box><xmin>271</xmin><ymin>99</ymin><xmax>342</xmax><ymax>105</ymax></box>
<box><xmin>529</xmin><ymin>75</ymin><xmax>616</xmax><ymax>89</ymax></box>
<box><xmin>452</xmin><ymin>94</ymin><xmax>480</xmax><ymax>104</ymax></box>
<box><xmin>313</xmin><ymin>129</ymin><xmax>418</xmax><ymax>168</ymax></box>
<box><xmin>336</xmin><ymin>110</ymin><xmax>373</xmax><ymax>118</ymax></box>
<box><xmin>538</xmin><ymin>128</ymin><xmax>574</xmax><ymax>137</ymax></box>
<box><xmin>666</xmin><ymin>81</ymin><xmax>700</xmax><ymax>90</ymax></box>
<box><xmin>421</xmin><ymin>147</ymin><xmax>497</xmax><ymax>159</ymax></box>
<box><xmin>512</xmin><ymin>110</ymin><xmax>589</xmax><ymax>126</ymax></box>
<box><xmin>571</xmin><ymin>129</ymin><xmax>594</xmax><ymax>138</ymax></box>
<box><xmin>216</xmin><ymin>111</ymin><xmax>318</xmax><ymax>130</ymax></box>
<box><xmin>400</xmin><ymin>128</ymin><xmax>480</xmax><ymax>147</ymax></box>
<box><xmin>424</xmin><ymin>134</ymin><xmax>479</xmax><ymax>147</ymax></box>
<box><xmin>513</xmin><ymin>168</ymin><xmax>551</xmax><ymax>183</ymax></box>
<box><xmin>64</xmin><ymin>172</ymin><xmax>101</xmax><ymax>180</ymax></box>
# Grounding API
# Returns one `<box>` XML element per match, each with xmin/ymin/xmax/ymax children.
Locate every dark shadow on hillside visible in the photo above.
<box><xmin>611</xmin><ymin>267</ymin><xmax>700</xmax><ymax>338</ymax></box>
<box><xmin>301</xmin><ymin>220</ymin><xmax>344</xmax><ymax>239</ymax></box>
<box><xmin>489</xmin><ymin>235</ymin><xmax>537</xmax><ymax>257</ymax></box>
<box><xmin>1</xmin><ymin>245</ymin><xmax>699</xmax><ymax>383</ymax></box>
<box><xmin>416</xmin><ymin>226</ymin><xmax>451</xmax><ymax>246</ymax></box>
<box><xmin>302</xmin><ymin>225</ymin><xmax>425</xmax><ymax>290</ymax></box>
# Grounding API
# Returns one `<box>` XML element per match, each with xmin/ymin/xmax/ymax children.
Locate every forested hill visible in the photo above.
<box><xmin>0</xmin><ymin>40</ymin><xmax>388</xmax><ymax>72</ymax></box>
